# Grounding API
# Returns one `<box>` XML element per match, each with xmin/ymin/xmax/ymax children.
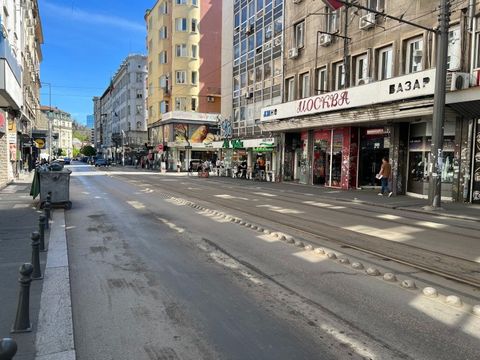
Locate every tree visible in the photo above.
<box><xmin>81</xmin><ymin>145</ymin><xmax>96</xmax><ymax>157</ymax></box>
<box><xmin>56</xmin><ymin>148</ymin><xmax>63</xmax><ymax>157</ymax></box>
<box><xmin>73</xmin><ymin>148</ymin><xmax>81</xmax><ymax>158</ymax></box>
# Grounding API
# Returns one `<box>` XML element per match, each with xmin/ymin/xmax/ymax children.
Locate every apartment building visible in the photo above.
<box><xmin>259</xmin><ymin>0</ymin><xmax>480</xmax><ymax>203</ymax></box>
<box><xmin>94</xmin><ymin>54</ymin><xmax>148</xmax><ymax>164</ymax></box>
<box><xmin>145</xmin><ymin>0</ymin><xmax>222</xmax><ymax>171</ymax></box>
<box><xmin>40</xmin><ymin>106</ymin><xmax>73</xmax><ymax>158</ymax></box>
<box><xmin>0</xmin><ymin>0</ymin><xmax>43</xmax><ymax>186</ymax></box>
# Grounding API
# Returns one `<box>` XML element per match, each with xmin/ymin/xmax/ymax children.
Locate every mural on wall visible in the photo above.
<box><xmin>174</xmin><ymin>124</ymin><xmax>188</xmax><ymax>144</ymax></box>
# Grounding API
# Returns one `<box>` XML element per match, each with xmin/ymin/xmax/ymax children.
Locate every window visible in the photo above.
<box><xmin>191</xmin><ymin>44</ymin><xmax>198</xmax><ymax>58</ymax></box>
<box><xmin>159</xmin><ymin>2</ymin><xmax>168</xmax><ymax>14</ymax></box>
<box><xmin>176</xmin><ymin>0</ymin><xmax>186</xmax><ymax>4</ymax></box>
<box><xmin>326</xmin><ymin>8</ymin><xmax>339</xmax><ymax>33</ymax></box>
<box><xmin>159</xmin><ymin>51</ymin><xmax>168</xmax><ymax>64</ymax></box>
<box><xmin>159</xmin><ymin>75</ymin><xmax>168</xmax><ymax>89</ymax></box>
<box><xmin>294</xmin><ymin>20</ymin><xmax>305</xmax><ymax>49</ymax></box>
<box><xmin>176</xmin><ymin>44</ymin><xmax>188</xmax><ymax>57</ymax></box>
<box><xmin>475</xmin><ymin>17</ymin><xmax>480</xmax><ymax>68</ymax></box>
<box><xmin>191</xmin><ymin>71</ymin><xmax>198</xmax><ymax>85</ymax></box>
<box><xmin>377</xmin><ymin>45</ymin><xmax>393</xmax><ymax>80</ymax></box>
<box><xmin>136</xmin><ymin>73</ymin><xmax>143</xmax><ymax>82</ymax></box>
<box><xmin>285</xmin><ymin>77</ymin><xmax>295</xmax><ymax>102</ymax></box>
<box><xmin>316</xmin><ymin>67</ymin><xmax>327</xmax><ymax>94</ymax></box>
<box><xmin>136</xmin><ymin>89</ymin><xmax>143</xmax><ymax>99</ymax></box>
<box><xmin>367</xmin><ymin>0</ymin><xmax>384</xmax><ymax>11</ymax></box>
<box><xmin>175</xmin><ymin>18</ymin><xmax>188</xmax><ymax>31</ymax></box>
<box><xmin>191</xmin><ymin>19</ymin><xmax>198</xmax><ymax>32</ymax></box>
<box><xmin>300</xmin><ymin>72</ymin><xmax>310</xmax><ymax>98</ymax></box>
<box><xmin>176</xmin><ymin>71</ymin><xmax>187</xmax><ymax>84</ymax></box>
<box><xmin>159</xmin><ymin>26</ymin><xmax>168</xmax><ymax>39</ymax></box>
<box><xmin>192</xmin><ymin>0</ymin><xmax>198</xmax><ymax>6</ymax></box>
<box><xmin>354</xmin><ymin>53</ymin><xmax>369</xmax><ymax>85</ymax></box>
<box><xmin>405</xmin><ymin>36</ymin><xmax>423</xmax><ymax>74</ymax></box>
<box><xmin>136</xmin><ymin>105</ymin><xmax>143</xmax><ymax>115</ymax></box>
<box><xmin>160</xmin><ymin>100</ymin><xmax>169</xmax><ymax>114</ymax></box>
<box><xmin>447</xmin><ymin>25</ymin><xmax>461</xmax><ymax>70</ymax></box>
<box><xmin>191</xmin><ymin>97</ymin><xmax>197</xmax><ymax>111</ymax></box>
<box><xmin>333</xmin><ymin>62</ymin><xmax>345</xmax><ymax>90</ymax></box>
<box><xmin>175</xmin><ymin>97</ymin><xmax>187</xmax><ymax>111</ymax></box>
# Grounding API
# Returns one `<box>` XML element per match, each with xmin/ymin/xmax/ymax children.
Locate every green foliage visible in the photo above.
<box><xmin>73</xmin><ymin>148</ymin><xmax>81</xmax><ymax>157</ymax></box>
<box><xmin>56</xmin><ymin>148</ymin><xmax>63</xmax><ymax>157</ymax></box>
<box><xmin>73</xmin><ymin>130</ymin><xmax>89</xmax><ymax>142</ymax></box>
<box><xmin>81</xmin><ymin>145</ymin><xmax>96</xmax><ymax>157</ymax></box>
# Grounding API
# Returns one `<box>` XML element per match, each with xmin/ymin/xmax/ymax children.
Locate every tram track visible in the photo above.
<box><xmin>112</xmin><ymin>173</ymin><xmax>480</xmax><ymax>288</ymax></box>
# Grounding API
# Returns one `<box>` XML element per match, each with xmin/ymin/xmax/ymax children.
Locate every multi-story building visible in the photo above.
<box><xmin>86</xmin><ymin>114</ymin><xmax>94</xmax><ymax>129</ymax></box>
<box><xmin>145</xmin><ymin>0</ymin><xmax>222</xmax><ymax>171</ymax></box>
<box><xmin>258</xmin><ymin>0</ymin><xmax>480</xmax><ymax>203</ymax></box>
<box><xmin>93</xmin><ymin>54</ymin><xmax>148</xmax><ymax>163</ymax></box>
<box><xmin>40</xmin><ymin>106</ymin><xmax>73</xmax><ymax>158</ymax></box>
<box><xmin>220</xmin><ymin>0</ymin><xmax>284</xmax><ymax>179</ymax></box>
<box><xmin>0</xmin><ymin>0</ymin><xmax>43</xmax><ymax>186</ymax></box>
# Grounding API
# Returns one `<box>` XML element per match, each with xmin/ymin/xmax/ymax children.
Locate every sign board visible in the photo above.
<box><xmin>0</xmin><ymin>111</ymin><xmax>5</xmax><ymax>134</ymax></box>
<box><xmin>322</xmin><ymin>0</ymin><xmax>344</xmax><ymax>10</ymax></box>
<box><xmin>261</xmin><ymin>69</ymin><xmax>436</xmax><ymax>122</ymax></box>
<box><xmin>34</xmin><ymin>138</ymin><xmax>45</xmax><ymax>149</ymax></box>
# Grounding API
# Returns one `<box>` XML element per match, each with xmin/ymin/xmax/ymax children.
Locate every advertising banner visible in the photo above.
<box><xmin>0</xmin><ymin>110</ymin><xmax>5</xmax><ymax>134</ymax></box>
<box><xmin>472</xmin><ymin>119</ymin><xmax>480</xmax><ymax>203</ymax></box>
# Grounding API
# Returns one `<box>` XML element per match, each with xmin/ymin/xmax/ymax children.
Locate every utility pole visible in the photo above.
<box><xmin>343</xmin><ymin>5</ymin><xmax>350</xmax><ymax>88</ymax></box>
<box><xmin>428</xmin><ymin>0</ymin><xmax>451</xmax><ymax>209</ymax></box>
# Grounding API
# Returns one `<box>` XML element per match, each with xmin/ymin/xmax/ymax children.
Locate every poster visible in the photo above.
<box><xmin>472</xmin><ymin>120</ymin><xmax>480</xmax><ymax>203</ymax></box>
<box><xmin>174</xmin><ymin>123</ymin><xmax>188</xmax><ymax>144</ymax></box>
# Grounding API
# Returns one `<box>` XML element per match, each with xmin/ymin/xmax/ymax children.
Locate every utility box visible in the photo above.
<box><xmin>38</xmin><ymin>169</ymin><xmax>72</xmax><ymax>209</ymax></box>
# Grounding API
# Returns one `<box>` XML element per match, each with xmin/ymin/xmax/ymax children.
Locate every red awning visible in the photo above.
<box><xmin>322</xmin><ymin>0</ymin><xmax>344</xmax><ymax>10</ymax></box>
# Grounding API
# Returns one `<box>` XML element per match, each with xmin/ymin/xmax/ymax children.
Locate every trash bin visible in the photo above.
<box><xmin>37</xmin><ymin>169</ymin><xmax>72</xmax><ymax>209</ymax></box>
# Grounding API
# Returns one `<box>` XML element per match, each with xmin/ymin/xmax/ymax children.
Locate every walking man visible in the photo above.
<box><xmin>377</xmin><ymin>157</ymin><xmax>393</xmax><ymax>197</ymax></box>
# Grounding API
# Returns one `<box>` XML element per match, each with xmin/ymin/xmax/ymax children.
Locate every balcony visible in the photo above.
<box><xmin>0</xmin><ymin>35</ymin><xmax>22</xmax><ymax>110</ymax></box>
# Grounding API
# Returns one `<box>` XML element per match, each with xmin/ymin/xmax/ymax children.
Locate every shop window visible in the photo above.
<box><xmin>447</xmin><ymin>25</ymin><xmax>461</xmax><ymax>70</ymax></box>
<box><xmin>377</xmin><ymin>45</ymin><xmax>393</xmax><ymax>80</ymax></box>
<box><xmin>405</xmin><ymin>36</ymin><xmax>423</xmax><ymax>74</ymax></box>
<box><xmin>353</xmin><ymin>53</ymin><xmax>369</xmax><ymax>85</ymax></box>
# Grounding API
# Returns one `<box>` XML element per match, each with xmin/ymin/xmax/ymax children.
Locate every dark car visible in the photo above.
<box><xmin>94</xmin><ymin>158</ymin><xmax>108</xmax><ymax>167</ymax></box>
<box><xmin>63</xmin><ymin>157</ymin><xmax>71</xmax><ymax>165</ymax></box>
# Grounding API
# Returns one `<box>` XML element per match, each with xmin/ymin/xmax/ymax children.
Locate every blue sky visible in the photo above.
<box><xmin>39</xmin><ymin>0</ymin><xmax>151</xmax><ymax>125</ymax></box>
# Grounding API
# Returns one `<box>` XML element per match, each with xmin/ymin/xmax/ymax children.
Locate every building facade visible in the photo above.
<box><xmin>93</xmin><ymin>54</ymin><xmax>148</xmax><ymax>163</ymax></box>
<box><xmin>219</xmin><ymin>0</ymin><xmax>284</xmax><ymax>179</ymax></box>
<box><xmin>86</xmin><ymin>114</ymin><xmax>94</xmax><ymax>129</ymax></box>
<box><xmin>258</xmin><ymin>0</ymin><xmax>480</xmax><ymax>203</ymax></box>
<box><xmin>145</xmin><ymin>0</ymin><xmax>222</xmax><ymax>171</ymax></box>
<box><xmin>40</xmin><ymin>106</ymin><xmax>73</xmax><ymax>158</ymax></box>
<box><xmin>0</xmin><ymin>0</ymin><xmax>43</xmax><ymax>187</ymax></box>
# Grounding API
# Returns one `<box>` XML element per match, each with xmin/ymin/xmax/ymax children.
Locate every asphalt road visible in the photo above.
<box><xmin>65</xmin><ymin>163</ymin><xmax>480</xmax><ymax>360</ymax></box>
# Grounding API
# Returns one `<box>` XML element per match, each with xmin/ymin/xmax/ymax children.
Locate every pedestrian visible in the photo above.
<box><xmin>377</xmin><ymin>157</ymin><xmax>393</xmax><ymax>197</ymax></box>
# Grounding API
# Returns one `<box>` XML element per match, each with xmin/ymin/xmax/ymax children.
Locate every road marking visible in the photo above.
<box><xmin>343</xmin><ymin>225</ymin><xmax>421</xmax><ymax>242</ymax></box>
<box><xmin>257</xmin><ymin>204</ymin><xmax>304</xmax><ymax>214</ymax></box>
<box><xmin>81</xmin><ymin>191</ymin><xmax>90</xmax><ymax>195</ymax></box>
<box><xmin>415</xmin><ymin>221</ymin><xmax>448</xmax><ymax>229</ymax></box>
<box><xmin>303</xmin><ymin>200</ymin><xmax>332</xmax><ymax>207</ymax></box>
<box><xmin>158</xmin><ymin>217</ymin><xmax>184</xmax><ymax>233</ymax></box>
<box><xmin>253</xmin><ymin>192</ymin><xmax>277</xmax><ymax>197</ymax></box>
<box><xmin>215</xmin><ymin>194</ymin><xmax>249</xmax><ymax>200</ymax></box>
<box><xmin>377</xmin><ymin>214</ymin><xmax>403</xmax><ymax>220</ymax></box>
<box><xmin>127</xmin><ymin>200</ymin><xmax>145</xmax><ymax>209</ymax></box>
<box><xmin>293</xmin><ymin>251</ymin><xmax>327</xmax><ymax>263</ymax></box>
<box><xmin>13</xmin><ymin>204</ymin><xmax>29</xmax><ymax>209</ymax></box>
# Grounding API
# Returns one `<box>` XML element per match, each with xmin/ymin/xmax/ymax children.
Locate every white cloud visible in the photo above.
<box><xmin>42</xmin><ymin>1</ymin><xmax>145</xmax><ymax>33</ymax></box>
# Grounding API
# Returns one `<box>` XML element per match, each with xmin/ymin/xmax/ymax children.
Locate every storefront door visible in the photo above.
<box><xmin>358</xmin><ymin>128</ymin><xmax>390</xmax><ymax>187</ymax></box>
<box><xmin>472</xmin><ymin>119</ymin><xmax>480</xmax><ymax>203</ymax></box>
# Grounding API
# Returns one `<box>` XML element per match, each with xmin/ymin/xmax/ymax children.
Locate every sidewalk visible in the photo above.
<box><xmin>0</xmin><ymin>172</ymin><xmax>45</xmax><ymax>360</ymax></box>
<box><xmin>102</xmin><ymin>165</ymin><xmax>480</xmax><ymax>222</ymax></box>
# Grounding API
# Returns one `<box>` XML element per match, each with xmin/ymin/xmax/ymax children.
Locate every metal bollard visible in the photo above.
<box><xmin>31</xmin><ymin>232</ymin><xmax>42</xmax><ymax>280</ymax></box>
<box><xmin>38</xmin><ymin>215</ymin><xmax>46</xmax><ymax>252</ymax></box>
<box><xmin>0</xmin><ymin>338</ymin><xmax>18</xmax><ymax>360</ymax></box>
<box><xmin>11</xmin><ymin>263</ymin><xmax>33</xmax><ymax>333</ymax></box>
<box><xmin>43</xmin><ymin>201</ymin><xmax>51</xmax><ymax>230</ymax></box>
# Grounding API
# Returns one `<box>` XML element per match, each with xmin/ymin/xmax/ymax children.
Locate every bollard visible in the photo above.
<box><xmin>38</xmin><ymin>215</ymin><xmax>46</xmax><ymax>252</ymax></box>
<box><xmin>11</xmin><ymin>263</ymin><xmax>33</xmax><ymax>333</ymax></box>
<box><xmin>0</xmin><ymin>338</ymin><xmax>18</xmax><ymax>360</ymax></box>
<box><xmin>31</xmin><ymin>232</ymin><xmax>42</xmax><ymax>280</ymax></box>
<box><xmin>43</xmin><ymin>201</ymin><xmax>51</xmax><ymax>230</ymax></box>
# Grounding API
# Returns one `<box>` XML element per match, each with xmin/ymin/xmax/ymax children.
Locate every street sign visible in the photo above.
<box><xmin>185</xmin><ymin>145</ymin><xmax>192</xmax><ymax>149</ymax></box>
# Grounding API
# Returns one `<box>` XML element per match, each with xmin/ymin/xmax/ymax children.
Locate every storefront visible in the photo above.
<box><xmin>470</xmin><ymin>119</ymin><xmax>480</xmax><ymax>203</ymax></box>
<box><xmin>358</xmin><ymin>128</ymin><xmax>390</xmax><ymax>188</ymax></box>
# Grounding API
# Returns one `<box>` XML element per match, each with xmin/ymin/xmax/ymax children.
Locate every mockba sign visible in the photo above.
<box><xmin>261</xmin><ymin>69</ymin><xmax>436</xmax><ymax>122</ymax></box>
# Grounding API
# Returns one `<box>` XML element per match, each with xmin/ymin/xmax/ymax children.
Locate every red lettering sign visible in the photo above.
<box><xmin>296</xmin><ymin>91</ymin><xmax>350</xmax><ymax>115</ymax></box>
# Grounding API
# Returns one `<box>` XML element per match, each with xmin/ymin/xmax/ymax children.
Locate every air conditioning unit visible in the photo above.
<box><xmin>357</xmin><ymin>77</ymin><xmax>372</xmax><ymax>86</ymax></box>
<box><xmin>319</xmin><ymin>33</ymin><xmax>332</xmax><ymax>47</ymax></box>
<box><xmin>446</xmin><ymin>72</ymin><xmax>470</xmax><ymax>91</ymax></box>
<box><xmin>288</xmin><ymin>47</ymin><xmax>298</xmax><ymax>59</ymax></box>
<box><xmin>245</xmin><ymin>92</ymin><xmax>253</xmax><ymax>99</ymax></box>
<box><xmin>359</xmin><ymin>13</ymin><xmax>376</xmax><ymax>30</ymax></box>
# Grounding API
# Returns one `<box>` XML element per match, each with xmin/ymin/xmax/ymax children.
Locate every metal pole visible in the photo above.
<box><xmin>428</xmin><ymin>0</ymin><xmax>451</xmax><ymax>209</ymax></box>
<box><xmin>343</xmin><ymin>5</ymin><xmax>350</xmax><ymax>88</ymax></box>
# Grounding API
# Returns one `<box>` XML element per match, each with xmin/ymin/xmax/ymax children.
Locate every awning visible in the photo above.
<box><xmin>446</xmin><ymin>86</ymin><xmax>480</xmax><ymax>118</ymax></box>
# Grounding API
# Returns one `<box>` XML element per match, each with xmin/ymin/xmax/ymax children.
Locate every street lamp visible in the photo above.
<box><xmin>121</xmin><ymin>129</ymin><xmax>125</xmax><ymax>166</ymax></box>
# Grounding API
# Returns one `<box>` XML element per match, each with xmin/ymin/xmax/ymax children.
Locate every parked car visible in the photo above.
<box><xmin>94</xmin><ymin>158</ymin><xmax>108</xmax><ymax>167</ymax></box>
<box><xmin>63</xmin><ymin>157</ymin><xmax>71</xmax><ymax>165</ymax></box>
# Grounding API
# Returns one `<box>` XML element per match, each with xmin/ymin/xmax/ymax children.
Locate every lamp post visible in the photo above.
<box><xmin>121</xmin><ymin>129</ymin><xmax>125</xmax><ymax>166</ymax></box>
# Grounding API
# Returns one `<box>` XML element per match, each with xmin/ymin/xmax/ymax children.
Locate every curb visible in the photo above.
<box><xmin>35</xmin><ymin>210</ymin><xmax>76</xmax><ymax>360</ymax></box>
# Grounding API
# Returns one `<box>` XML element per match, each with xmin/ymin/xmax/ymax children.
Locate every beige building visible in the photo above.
<box><xmin>258</xmin><ymin>0</ymin><xmax>480</xmax><ymax>203</ymax></box>
<box><xmin>40</xmin><ymin>107</ymin><xmax>73</xmax><ymax>158</ymax></box>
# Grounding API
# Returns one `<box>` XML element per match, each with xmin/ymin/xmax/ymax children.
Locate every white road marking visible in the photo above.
<box><xmin>303</xmin><ymin>200</ymin><xmax>332</xmax><ymax>207</ymax></box>
<box><xmin>343</xmin><ymin>225</ymin><xmax>421</xmax><ymax>242</ymax></box>
<box><xmin>81</xmin><ymin>191</ymin><xmax>90</xmax><ymax>195</ymax></box>
<box><xmin>293</xmin><ymin>251</ymin><xmax>327</xmax><ymax>263</ymax></box>
<box><xmin>257</xmin><ymin>204</ymin><xmax>304</xmax><ymax>214</ymax></box>
<box><xmin>158</xmin><ymin>217</ymin><xmax>184</xmax><ymax>233</ymax></box>
<box><xmin>415</xmin><ymin>221</ymin><xmax>448</xmax><ymax>229</ymax></box>
<box><xmin>127</xmin><ymin>200</ymin><xmax>145</xmax><ymax>209</ymax></box>
<box><xmin>377</xmin><ymin>214</ymin><xmax>403</xmax><ymax>220</ymax></box>
<box><xmin>215</xmin><ymin>194</ymin><xmax>249</xmax><ymax>200</ymax></box>
<box><xmin>13</xmin><ymin>204</ymin><xmax>29</xmax><ymax>209</ymax></box>
<box><xmin>253</xmin><ymin>192</ymin><xmax>277</xmax><ymax>197</ymax></box>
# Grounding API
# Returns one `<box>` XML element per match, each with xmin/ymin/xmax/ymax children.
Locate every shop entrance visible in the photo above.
<box><xmin>358</xmin><ymin>128</ymin><xmax>390</xmax><ymax>187</ymax></box>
